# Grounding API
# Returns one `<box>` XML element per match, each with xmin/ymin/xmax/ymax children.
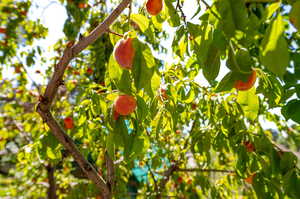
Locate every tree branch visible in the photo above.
<box><xmin>105</xmin><ymin>152</ymin><xmax>115</xmax><ymax>191</ymax></box>
<box><xmin>36</xmin><ymin>0</ymin><xmax>131</xmax><ymax>198</ymax></box>
<box><xmin>175</xmin><ymin>168</ymin><xmax>235</xmax><ymax>173</ymax></box>
<box><xmin>36</xmin><ymin>109</ymin><xmax>111</xmax><ymax>197</ymax></box>
<box><xmin>39</xmin><ymin>0</ymin><xmax>131</xmax><ymax>111</ymax></box>
<box><xmin>46</xmin><ymin>164</ymin><xmax>57</xmax><ymax>199</ymax></box>
<box><xmin>157</xmin><ymin>162</ymin><xmax>179</xmax><ymax>198</ymax></box>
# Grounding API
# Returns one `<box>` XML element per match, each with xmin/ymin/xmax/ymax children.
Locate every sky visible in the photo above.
<box><xmin>13</xmin><ymin>0</ymin><xmax>287</xmax><ymax>130</ymax></box>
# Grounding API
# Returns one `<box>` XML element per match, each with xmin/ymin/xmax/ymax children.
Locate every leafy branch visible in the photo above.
<box><xmin>36</xmin><ymin>0</ymin><xmax>132</xmax><ymax>198</ymax></box>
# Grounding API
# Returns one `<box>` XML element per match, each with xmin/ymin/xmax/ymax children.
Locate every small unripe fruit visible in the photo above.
<box><xmin>114</xmin><ymin>38</ymin><xmax>135</xmax><ymax>69</ymax></box>
<box><xmin>146</xmin><ymin>0</ymin><xmax>163</xmax><ymax>16</ymax></box>
<box><xmin>64</xmin><ymin>117</ymin><xmax>74</xmax><ymax>129</ymax></box>
<box><xmin>114</xmin><ymin>95</ymin><xmax>137</xmax><ymax>116</ymax></box>
<box><xmin>234</xmin><ymin>70</ymin><xmax>256</xmax><ymax>91</ymax></box>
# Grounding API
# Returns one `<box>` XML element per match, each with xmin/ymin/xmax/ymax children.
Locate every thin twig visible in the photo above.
<box><xmin>146</xmin><ymin>161</ymin><xmax>159</xmax><ymax>194</ymax></box>
<box><xmin>157</xmin><ymin>162</ymin><xmax>179</xmax><ymax>197</ymax></box>
<box><xmin>176</xmin><ymin>0</ymin><xmax>187</xmax><ymax>26</ymax></box>
<box><xmin>175</xmin><ymin>168</ymin><xmax>235</xmax><ymax>173</ymax></box>
<box><xmin>107</xmin><ymin>29</ymin><xmax>124</xmax><ymax>37</ymax></box>
<box><xmin>16</xmin><ymin>55</ymin><xmax>42</xmax><ymax>94</ymax></box>
<box><xmin>200</xmin><ymin>0</ymin><xmax>221</xmax><ymax>20</ymax></box>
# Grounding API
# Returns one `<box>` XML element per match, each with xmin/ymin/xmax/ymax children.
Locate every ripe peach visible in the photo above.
<box><xmin>146</xmin><ymin>0</ymin><xmax>163</xmax><ymax>16</ymax></box>
<box><xmin>15</xmin><ymin>66</ymin><xmax>21</xmax><ymax>73</ymax></box>
<box><xmin>73</xmin><ymin>70</ymin><xmax>80</xmax><ymax>75</ymax></box>
<box><xmin>86</xmin><ymin>68</ymin><xmax>93</xmax><ymax>75</ymax></box>
<box><xmin>159</xmin><ymin>88</ymin><xmax>168</xmax><ymax>100</ymax></box>
<box><xmin>0</xmin><ymin>28</ymin><xmax>6</xmax><ymax>34</ymax></box>
<box><xmin>176</xmin><ymin>130</ymin><xmax>181</xmax><ymax>135</ymax></box>
<box><xmin>20</xmin><ymin>10</ymin><xmax>27</xmax><ymax>16</ymax></box>
<box><xmin>78</xmin><ymin>3</ymin><xmax>88</xmax><ymax>9</ymax></box>
<box><xmin>244</xmin><ymin>174</ymin><xmax>256</xmax><ymax>184</ymax></box>
<box><xmin>234</xmin><ymin>70</ymin><xmax>256</xmax><ymax>91</ymax></box>
<box><xmin>113</xmin><ymin>109</ymin><xmax>120</xmax><ymax>120</ymax></box>
<box><xmin>64</xmin><ymin>117</ymin><xmax>74</xmax><ymax>129</ymax></box>
<box><xmin>114</xmin><ymin>38</ymin><xmax>135</xmax><ymax>70</ymax></box>
<box><xmin>177</xmin><ymin>176</ymin><xmax>183</xmax><ymax>184</ymax></box>
<box><xmin>191</xmin><ymin>103</ymin><xmax>197</xmax><ymax>110</ymax></box>
<box><xmin>243</xmin><ymin>141</ymin><xmax>255</xmax><ymax>152</ymax></box>
<box><xmin>114</xmin><ymin>95</ymin><xmax>137</xmax><ymax>116</ymax></box>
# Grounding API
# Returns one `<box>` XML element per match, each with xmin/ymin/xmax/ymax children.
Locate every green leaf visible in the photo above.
<box><xmin>106</xmin><ymin>132</ymin><xmax>115</xmax><ymax>160</ymax></box>
<box><xmin>215</xmin><ymin>0</ymin><xmax>248</xmax><ymax>37</ymax></box>
<box><xmin>256</xmin><ymin>74</ymin><xmax>282</xmax><ymax>107</ymax></box>
<box><xmin>290</xmin><ymin>1</ymin><xmax>300</xmax><ymax>30</ymax></box>
<box><xmin>130</xmin><ymin>14</ymin><xmax>149</xmax><ymax>32</ymax></box>
<box><xmin>113</xmin><ymin>118</ymin><xmax>129</xmax><ymax>148</ymax></box>
<box><xmin>137</xmin><ymin>96</ymin><xmax>148</xmax><ymax>121</ymax></box>
<box><xmin>203</xmin><ymin>45</ymin><xmax>220</xmax><ymax>83</ymax></box>
<box><xmin>281</xmin><ymin>99</ymin><xmax>300</xmax><ymax>124</ymax></box>
<box><xmin>261</xmin><ymin>15</ymin><xmax>289</xmax><ymax>76</ymax></box>
<box><xmin>280</xmin><ymin>152</ymin><xmax>297</xmax><ymax>174</ymax></box>
<box><xmin>108</xmin><ymin>54</ymin><xmax>132</xmax><ymax>93</ymax></box>
<box><xmin>165</xmin><ymin>0</ymin><xmax>180</xmax><ymax>27</ymax></box>
<box><xmin>237</xmin><ymin>87</ymin><xmax>259</xmax><ymax>121</ymax></box>
<box><xmin>235</xmin><ymin>49</ymin><xmax>253</xmax><ymax>72</ymax></box>
<box><xmin>265</xmin><ymin>2</ymin><xmax>280</xmax><ymax>20</ymax></box>
<box><xmin>46</xmin><ymin>147</ymin><xmax>57</xmax><ymax>160</ymax></box>
<box><xmin>283</xmin><ymin>169</ymin><xmax>300</xmax><ymax>198</ymax></box>
<box><xmin>132</xmin><ymin>39</ymin><xmax>156</xmax><ymax>95</ymax></box>
<box><xmin>215</xmin><ymin>72</ymin><xmax>235</xmax><ymax>92</ymax></box>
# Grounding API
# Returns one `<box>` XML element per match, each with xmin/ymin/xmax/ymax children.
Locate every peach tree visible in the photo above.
<box><xmin>1</xmin><ymin>0</ymin><xmax>300</xmax><ymax>198</ymax></box>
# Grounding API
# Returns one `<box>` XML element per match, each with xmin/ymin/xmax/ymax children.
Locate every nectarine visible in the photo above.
<box><xmin>114</xmin><ymin>95</ymin><xmax>137</xmax><ymax>116</ymax></box>
<box><xmin>243</xmin><ymin>141</ymin><xmax>255</xmax><ymax>152</ymax></box>
<box><xmin>114</xmin><ymin>38</ymin><xmax>135</xmax><ymax>70</ymax></box>
<box><xmin>234</xmin><ymin>70</ymin><xmax>256</xmax><ymax>91</ymax></box>
<box><xmin>78</xmin><ymin>2</ymin><xmax>88</xmax><ymax>9</ymax></box>
<box><xmin>0</xmin><ymin>28</ymin><xmax>6</xmax><ymax>34</ymax></box>
<box><xmin>159</xmin><ymin>88</ymin><xmax>168</xmax><ymax>100</ymax></box>
<box><xmin>64</xmin><ymin>117</ymin><xmax>74</xmax><ymax>129</ymax></box>
<box><xmin>87</xmin><ymin>68</ymin><xmax>93</xmax><ymax>75</ymax></box>
<box><xmin>113</xmin><ymin>109</ymin><xmax>120</xmax><ymax>120</ymax></box>
<box><xmin>146</xmin><ymin>0</ymin><xmax>163</xmax><ymax>16</ymax></box>
<box><xmin>244</xmin><ymin>174</ymin><xmax>256</xmax><ymax>184</ymax></box>
<box><xmin>177</xmin><ymin>176</ymin><xmax>183</xmax><ymax>184</ymax></box>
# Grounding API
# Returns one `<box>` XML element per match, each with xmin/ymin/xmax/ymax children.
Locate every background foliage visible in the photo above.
<box><xmin>1</xmin><ymin>0</ymin><xmax>300</xmax><ymax>198</ymax></box>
